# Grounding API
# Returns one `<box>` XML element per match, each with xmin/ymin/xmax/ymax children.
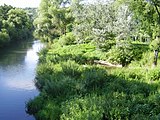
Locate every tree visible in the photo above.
<box><xmin>5</xmin><ymin>8</ymin><xmax>33</xmax><ymax>40</ymax></box>
<box><xmin>123</xmin><ymin>0</ymin><xmax>160</xmax><ymax>66</ymax></box>
<box><xmin>72</xmin><ymin>0</ymin><xmax>117</xmax><ymax>45</ymax></box>
<box><xmin>34</xmin><ymin>0</ymin><xmax>73</xmax><ymax>42</ymax></box>
<box><xmin>72</xmin><ymin>0</ymin><xmax>136</xmax><ymax>49</ymax></box>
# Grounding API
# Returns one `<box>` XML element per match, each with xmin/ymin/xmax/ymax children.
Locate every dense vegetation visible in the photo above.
<box><xmin>0</xmin><ymin>4</ymin><xmax>33</xmax><ymax>47</ymax></box>
<box><xmin>26</xmin><ymin>0</ymin><xmax>160</xmax><ymax>120</ymax></box>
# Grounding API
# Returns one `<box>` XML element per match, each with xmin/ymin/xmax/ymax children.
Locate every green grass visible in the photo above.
<box><xmin>26</xmin><ymin>40</ymin><xmax>160</xmax><ymax>120</ymax></box>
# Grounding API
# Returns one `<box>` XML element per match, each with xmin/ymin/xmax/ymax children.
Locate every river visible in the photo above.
<box><xmin>0</xmin><ymin>40</ymin><xmax>43</xmax><ymax>120</ymax></box>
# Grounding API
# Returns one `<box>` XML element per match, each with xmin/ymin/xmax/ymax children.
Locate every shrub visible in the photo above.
<box><xmin>35</xmin><ymin>62</ymin><xmax>64</xmax><ymax>92</ymax></box>
<box><xmin>98</xmin><ymin>39</ymin><xmax>116</xmax><ymax>52</ymax></box>
<box><xmin>59</xmin><ymin>32</ymin><xmax>76</xmax><ymax>46</ymax></box>
<box><xmin>132</xmin><ymin>42</ymin><xmax>149</xmax><ymax>61</ymax></box>
<box><xmin>61</xmin><ymin>60</ymin><xmax>82</xmax><ymax>78</ymax></box>
<box><xmin>46</xmin><ymin>43</ymin><xmax>106</xmax><ymax>64</ymax></box>
<box><xmin>61</xmin><ymin>94</ymin><xmax>105</xmax><ymax>120</ymax></box>
<box><xmin>103</xmin><ymin>92</ymin><xmax>130</xmax><ymax>120</ymax></box>
<box><xmin>42</xmin><ymin>76</ymin><xmax>82</xmax><ymax>97</ymax></box>
<box><xmin>26</xmin><ymin>96</ymin><xmax>45</xmax><ymax>115</ymax></box>
<box><xmin>82</xmin><ymin>66</ymin><xmax>108</xmax><ymax>90</ymax></box>
<box><xmin>107</xmin><ymin>41</ymin><xmax>149</xmax><ymax>67</ymax></box>
<box><xmin>0</xmin><ymin>29</ymin><xmax>10</xmax><ymax>47</ymax></box>
<box><xmin>148</xmin><ymin>68</ymin><xmax>160</xmax><ymax>81</ymax></box>
<box><xmin>35</xmin><ymin>101</ymin><xmax>61</xmax><ymax>120</ymax></box>
<box><xmin>107</xmin><ymin>40</ymin><xmax>134</xmax><ymax>67</ymax></box>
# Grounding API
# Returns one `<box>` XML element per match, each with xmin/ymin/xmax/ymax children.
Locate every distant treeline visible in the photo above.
<box><xmin>0</xmin><ymin>4</ymin><xmax>34</xmax><ymax>47</ymax></box>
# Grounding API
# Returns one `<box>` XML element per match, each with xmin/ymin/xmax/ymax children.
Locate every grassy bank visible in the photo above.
<box><xmin>26</xmin><ymin>39</ymin><xmax>160</xmax><ymax>120</ymax></box>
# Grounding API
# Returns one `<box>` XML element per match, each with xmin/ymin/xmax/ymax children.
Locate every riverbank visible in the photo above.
<box><xmin>26</xmin><ymin>39</ymin><xmax>160</xmax><ymax>120</ymax></box>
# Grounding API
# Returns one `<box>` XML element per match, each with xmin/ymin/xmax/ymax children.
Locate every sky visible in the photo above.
<box><xmin>0</xmin><ymin>0</ymin><xmax>41</xmax><ymax>8</ymax></box>
<box><xmin>0</xmin><ymin>0</ymin><xmax>110</xmax><ymax>8</ymax></box>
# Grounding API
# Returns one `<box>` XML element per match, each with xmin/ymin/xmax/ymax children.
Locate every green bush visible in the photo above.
<box><xmin>82</xmin><ymin>66</ymin><xmax>108</xmax><ymax>90</ymax></box>
<box><xmin>45</xmin><ymin>43</ymin><xmax>106</xmax><ymax>64</ymax></box>
<box><xmin>27</xmin><ymin>96</ymin><xmax>61</xmax><ymax>120</ymax></box>
<box><xmin>107</xmin><ymin>41</ymin><xmax>149</xmax><ymax>67</ymax></box>
<box><xmin>98</xmin><ymin>39</ymin><xmax>116</xmax><ymax>52</ymax></box>
<box><xmin>129</xmin><ymin>51</ymin><xmax>154</xmax><ymax>67</ymax></box>
<box><xmin>35</xmin><ymin>63</ymin><xmax>56</xmax><ymax>90</ymax></box>
<box><xmin>111</xmin><ymin>68</ymin><xmax>145</xmax><ymax>80</ymax></box>
<box><xmin>61</xmin><ymin>60</ymin><xmax>82</xmax><ymax>78</ymax></box>
<box><xmin>107</xmin><ymin>41</ymin><xmax>134</xmax><ymax>67</ymax></box>
<box><xmin>132</xmin><ymin>42</ymin><xmax>149</xmax><ymax>61</ymax></box>
<box><xmin>35</xmin><ymin>100</ymin><xmax>61</xmax><ymax>120</ymax></box>
<box><xmin>43</xmin><ymin>76</ymin><xmax>82</xmax><ymax>97</ymax></box>
<box><xmin>61</xmin><ymin>94</ymin><xmax>105</xmax><ymax>120</ymax></box>
<box><xmin>103</xmin><ymin>92</ymin><xmax>130</xmax><ymax>120</ymax></box>
<box><xmin>26</xmin><ymin>96</ymin><xmax>45</xmax><ymax>115</ymax></box>
<box><xmin>0</xmin><ymin>29</ymin><xmax>10</xmax><ymax>47</ymax></box>
<box><xmin>59</xmin><ymin>32</ymin><xmax>76</xmax><ymax>46</ymax></box>
<box><xmin>148</xmin><ymin>68</ymin><xmax>160</xmax><ymax>81</ymax></box>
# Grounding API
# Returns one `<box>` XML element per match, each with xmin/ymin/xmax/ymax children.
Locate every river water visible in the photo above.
<box><xmin>0</xmin><ymin>40</ymin><xmax>43</xmax><ymax>120</ymax></box>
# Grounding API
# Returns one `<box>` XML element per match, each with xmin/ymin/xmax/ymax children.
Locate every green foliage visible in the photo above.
<box><xmin>26</xmin><ymin>0</ymin><xmax>160</xmax><ymax>119</ymax></box>
<box><xmin>0</xmin><ymin>29</ymin><xmax>10</xmax><ymax>47</ymax></box>
<box><xmin>98</xmin><ymin>39</ymin><xmax>116</xmax><ymax>52</ymax></box>
<box><xmin>61</xmin><ymin>95</ymin><xmax>104</xmax><ymax>120</ymax></box>
<box><xmin>107</xmin><ymin>41</ymin><xmax>134</xmax><ymax>67</ymax></box>
<box><xmin>148</xmin><ymin>68</ymin><xmax>160</xmax><ymax>81</ymax></box>
<box><xmin>59</xmin><ymin>32</ymin><xmax>76</xmax><ymax>46</ymax></box>
<box><xmin>27</xmin><ymin>41</ymin><xmax>160</xmax><ymax>119</ymax></box>
<box><xmin>26</xmin><ymin>95</ymin><xmax>61</xmax><ymax>120</ymax></box>
<box><xmin>34</xmin><ymin>0</ymin><xmax>74</xmax><ymax>42</ymax></box>
<box><xmin>129</xmin><ymin>51</ymin><xmax>154</xmax><ymax>67</ymax></box>
<box><xmin>82</xmin><ymin>66</ymin><xmax>108</xmax><ymax>90</ymax></box>
<box><xmin>26</xmin><ymin>96</ymin><xmax>45</xmax><ymax>115</ymax></box>
<box><xmin>45</xmin><ymin>43</ymin><xmax>106</xmax><ymax>64</ymax></box>
<box><xmin>150</xmin><ymin>38</ymin><xmax>160</xmax><ymax>51</ymax></box>
<box><xmin>0</xmin><ymin>5</ymin><xmax>33</xmax><ymax>47</ymax></box>
<box><xmin>35</xmin><ymin>102</ymin><xmax>61</xmax><ymax>120</ymax></box>
<box><xmin>132</xmin><ymin>42</ymin><xmax>149</xmax><ymax>60</ymax></box>
<box><xmin>107</xmin><ymin>41</ymin><xmax>149</xmax><ymax>67</ymax></box>
<box><xmin>122</xmin><ymin>0</ymin><xmax>160</xmax><ymax>40</ymax></box>
<box><xmin>73</xmin><ymin>1</ymin><xmax>117</xmax><ymax>43</ymax></box>
<box><xmin>6</xmin><ymin>8</ymin><xmax>33</xmax><ymax>40</ymax></box>
<box><xmin>61</xmin><ymin>60</ymin><xmax>81</xmax><ymax>78</ymax></box>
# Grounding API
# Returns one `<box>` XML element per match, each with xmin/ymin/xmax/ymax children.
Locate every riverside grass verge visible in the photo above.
<box><xmin>26</xmin><ymin>41</ymin><xmax>160</xmax><ymax>120</ymax></box>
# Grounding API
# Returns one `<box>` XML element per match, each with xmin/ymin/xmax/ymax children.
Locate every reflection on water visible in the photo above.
<box><xmin>0</xmin><ymin>40</ymin><xmax>43</xmax><ymax>120</ymax></box>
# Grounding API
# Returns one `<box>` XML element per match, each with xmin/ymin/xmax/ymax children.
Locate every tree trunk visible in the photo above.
<box><xmin>153</xmin><ymin>50</ymin><xmax>158</xmax><ymax>67</ymax></box>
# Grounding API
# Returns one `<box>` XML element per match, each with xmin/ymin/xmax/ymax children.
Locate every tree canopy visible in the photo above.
<box><xmin>0</xmin><ymin>4</ymin><xmax>33</xmax><ymax>47</ymax></box>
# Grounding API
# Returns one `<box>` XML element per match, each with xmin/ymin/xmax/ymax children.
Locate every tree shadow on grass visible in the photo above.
<box><xmin>26</xmin><ymin>64</ymin><xmax>160</xmax><ymax>120</ymax></box>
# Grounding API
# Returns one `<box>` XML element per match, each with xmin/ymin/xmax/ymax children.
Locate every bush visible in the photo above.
<box><xmin>82</xmin><ymin>66</ymin><xmax>108</xmax><ymax>90</ymax></box>
<box><xmin>27</xmin><ymin>96</ymin><xmax>61</xmax><ymax>120</ymax></box>
<box><xmin>43</xmin><ymin>76</ymin><xmax>82</xmax><ymax>97</ymax></box>
<box><xmin>59</xmin><ymin>32</ymin><xmax>76</xmax><ymax>46</ymax></box>
<box><xmin>107</xmin><ymin>43</ymin><xmax>134</xmax><ymax>67</ymax></box>
<box><xmin>98</xmin><ymin>39</ymin><xmax>116</xmax><ymax>52</ymax></box>
<box><xmin>148</xmin><ymin>68</ymin><xmax>160</xmax><ymax>81</ymax></box>
<box><xmin>107</xmin><ymin>41</ymin><xmax>149</xmax><ymax>67</ymax></box>
<box><xmin>46</xmin><ymin>43</ymin><xmax>106</xmax><ymax>64</ymax></box>
<box><xmin>26</xmin><ymin>96</ymin><xmax>45</xmax><ymax>115</ymax></box>
<box><xmin>0</xmin><ymin>29</ymin><xmax>10</xmax><ymax>47</ymax></box>
<box><xmin>61</xmin><ymin>94</ymin><xmax>105</xmax><ymax>120</ymax></box>
<box><xmin>103</xmin><ymin>92</ymin><xmax>130</xmax><ymax>120</ymax></box>
<box><xmin>61</xmin><ymin>60</ymin><xmax>82</xmax><ymax>78</ymax></box>
<box><xmin>132</xmin><ymin>42</ymin><xmax>149</xmax><ymax>61</ymax></box>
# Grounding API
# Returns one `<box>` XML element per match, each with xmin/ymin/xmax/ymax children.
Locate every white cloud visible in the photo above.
<box><xmin>0</xmin><ymin>0</ymin><xmax>41</xmax><ymax>8</ymax></box>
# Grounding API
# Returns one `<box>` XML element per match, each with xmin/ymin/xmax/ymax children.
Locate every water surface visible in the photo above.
<box><xmin>0</xmin><ymin>40</ymin><xmax>43</xmax><ymax>120</ymax></box>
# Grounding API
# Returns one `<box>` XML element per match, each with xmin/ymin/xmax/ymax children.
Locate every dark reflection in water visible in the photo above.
<box><xmin>0</xmin><ymin>40</ymin><xmax>43</xmax><ymax>120</ymax></box>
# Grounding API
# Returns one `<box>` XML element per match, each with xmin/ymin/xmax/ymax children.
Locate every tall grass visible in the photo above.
<box><xmin>26</xmin><ymin>40</ymin><xmax>160</xmax><ymax>120</ymax></box>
